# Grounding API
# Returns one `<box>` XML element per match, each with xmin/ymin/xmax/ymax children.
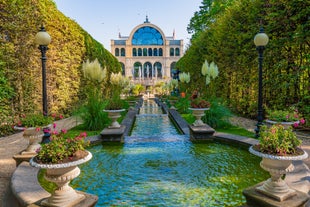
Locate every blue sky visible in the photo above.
<box><xmin>53</xmin><ymin>0</ymin><xmax>202</xmax><ymax>51</ymax></box>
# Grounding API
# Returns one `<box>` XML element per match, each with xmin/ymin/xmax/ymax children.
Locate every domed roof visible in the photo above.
<box><xmin>129</xmin><ymin>16</ymin><xmax>165</xmax><ymax>46</ymax></box>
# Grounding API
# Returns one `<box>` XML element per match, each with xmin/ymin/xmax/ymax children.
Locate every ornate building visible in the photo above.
<box><xmin>110</xmin><ymin>16</ymin><xmax>183</xmax><ymax>86</ymax></box>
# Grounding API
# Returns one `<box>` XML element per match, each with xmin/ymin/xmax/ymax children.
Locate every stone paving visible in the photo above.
<box><xmin>0</xmin><ymin>115</ymin><xmax>309</xmax><ymax>206</ymax></box>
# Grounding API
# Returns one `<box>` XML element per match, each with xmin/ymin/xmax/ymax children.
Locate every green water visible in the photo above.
<box><xmin>72</xmin><ymin>141</ymin><xmax>267</xmax><ymax>207</ymax></box>
<box><xmin>40</xmin><ymin>100</ymin><xmax>268</xmax><ymax>206</ymax></box>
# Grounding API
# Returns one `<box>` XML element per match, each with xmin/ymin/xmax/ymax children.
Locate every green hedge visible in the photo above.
<box><xmin>177</xmin><ymin>0</ymin><xmax>309</xmax><ymax>119</ymax></box>
<box><xmin>0</xmin><ymin>0</ymin><xmax>120</xmax><ymax>120</ymax></box>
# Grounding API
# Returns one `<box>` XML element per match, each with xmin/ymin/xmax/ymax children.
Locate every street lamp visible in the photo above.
<box><xmin>35</xmin><ymin>25</ymin><xmax>51</xmax><ymax>116</ymax></box>
<box><xmin>254</xmin><ymin>27</ymin><xmax>269</xmax><ymax>137</ymax></box>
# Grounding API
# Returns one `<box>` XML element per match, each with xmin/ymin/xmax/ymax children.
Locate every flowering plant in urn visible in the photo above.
<box><xmin>35</xmin><ymin>123</ymin><xmax>90</xmax><ymax>164</ymax></box>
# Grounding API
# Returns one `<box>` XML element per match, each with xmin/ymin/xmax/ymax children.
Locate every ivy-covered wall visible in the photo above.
<box><xmin>177</xmin><ymin>0</ymin><xmax>309</xmax><ymax>118</ymax></box>
<box><xmin>0</xmin><ymin>0</ymin><xmax>121</xmax><ymax>118</ymax></box>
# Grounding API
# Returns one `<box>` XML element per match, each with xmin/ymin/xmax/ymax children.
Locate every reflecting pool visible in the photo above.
<box><xmin>71</xmin><ymin>100</ymin><xmax>268</xmax><ymax>206</ymax></box>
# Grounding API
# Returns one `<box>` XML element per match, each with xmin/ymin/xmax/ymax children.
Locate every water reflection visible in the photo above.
<box><xmin>73</xmin><ymin>100</ymin><xmax>268</xmax><ymax>206</ymax></box>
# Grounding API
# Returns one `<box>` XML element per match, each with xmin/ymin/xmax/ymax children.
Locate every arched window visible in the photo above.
<box><xmin>143</xmin><ymin>62</ymin><xmax>152</xmax><ymax>79</ymax></box>
<box><xmin>120</xmin><ymin>62</ymin><xmax>125</xmax><ymax>76</ymax></box>
<box><xmin>154</xmin><ymin>62</ymin><xmax>163</xmax><ymax>78</ymax></box>
<box><xmin>121</xmin><ymin>48</ymin><xmax>125</xmax><ymax>56</ymax></box>
<box><xmin>133</xmin><ymin>62</ymin><xmax>142</xmax><ymax>79</ymax></box>
<box><xmin>159</xmin><ymin>48</ymin><xmax>163</xmax><ymax>56</ymax></box>
<box><xmin>133</xmin><ymin>48</ymin><xmax>137</xmax><ymax>56</ymax></box>
<box><xmin>175</xmin><ymin>48</ymin><xmax>180</xmax><ymax>56</ymax></box>
<box><xmin>153</xmin><ymin>48</ymin><xmax>158</xmax><ymax>56</ymax></box>
<box><xmin>131</xmin><ymin>26</ymin><xmax>164</xmax><ymax>45</ymax></box>
<box><xmin>115</xmin><ymin>48</ymin><xmax>119</xmax><ymax>56</ymax></box>
<box><xmin>170</xmin><ymin>62</ymin><xmax>177</xmax><ymax>78</ymax></box>
<box><xmin>138</xmin><ymin>48</ymin><xmax>142</xmax><ymax>56</ymax></box>
<box><xmin>148</xmin><ymin>48</ymin><xmax>152</xmax><ymax>56</ymax></box>
<box><xmin>143</xmin><ymin>48</ymin><xmax>147</xmax><ymax>56</ymax></box>
<box><xmin>170</xmin><ymin>48</ymin><xmax>174</xmax><ymax>56</ymax></box>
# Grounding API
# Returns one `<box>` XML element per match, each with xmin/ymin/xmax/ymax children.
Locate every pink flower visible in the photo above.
<box><xmin>43</xmin><ymin>128</ymin><xmax>51</xmax><ymax>133</ymax></box>
<box><xmin>285</xmin><ymin>115</ymin><xmax>289</xmax><ymax>120</ymax></box>
<box><xmin>61</xmin><ymin>129</ymin><xmax>67</xmax><ymax>134</ymax></box>
<box><xmin>35</xmin><ymin>147</ymin><xmax>41</xmax><ymax>153</ymax></box>
<box><xmin>51</xmin><ymin>114</ymin><xmax>56</xmax><ymax>118</ymax></box>
<box><xmin>293</xmin><ymin>122</ymin><xmax>299</xmax><ymax>128</ymax></box>
<box><xmin>52</xmin><ymin>130</ymin><xmax>58</xmax><ymax>135</ymax></box>
<box><xmin>59</xmin><ymin>115</ymin><xmax>64</xmax><ymax>119</ymax></box>
<box><xmin>35</xmin><ymin>127</ymin><xmax>41</xmax><ymax>132</ymax></box>
<box><xmin>80</xmin><ymin>132</ymin><xmax>87</xmax><ymax>137</ymax></box>
<box><xmin>53</xmin><ymin>123</ymin><xmax>57</xmax><ymax>129</ymax></box>
<box><xmin>300</xmin><ymin>118</ymin><xmax>305</xmax><ymax>125</ymax></box>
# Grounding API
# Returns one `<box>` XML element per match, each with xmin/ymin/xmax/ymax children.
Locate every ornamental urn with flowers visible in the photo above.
<box><xmin>189</xmin><ymin>91</ymin><xmax>211</xmax><ymax>127</ymax></box>
<box><xmin>265</xmin><ymin>108</ymin><xmax>303</xmax><ymax>128</ymax></box>
<box><xmin>14</xmin><ymin>113</ymin><xmax>54</xmax><ymax>154</ymax></box>
<box><xmin>30</xmin><ymin>126</ymin><xmax>91</xmax><ymax>207</ymax></box>
<box><xmin>249</xmin><ymin>124</ymin><xmax>308</xmax><ymax>201</ymax></box>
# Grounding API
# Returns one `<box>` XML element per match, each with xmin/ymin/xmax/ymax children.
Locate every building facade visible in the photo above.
<box><xmin>110</xmin><ymin>16</ymin><xmax>183</xmax><ymax>86</ymax></box>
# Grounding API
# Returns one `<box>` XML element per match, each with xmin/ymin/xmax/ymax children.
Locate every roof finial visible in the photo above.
<box><xmin>144</xmin><ymin>15</ymin><xmax>150</xmax><ymax>23</ymax></box>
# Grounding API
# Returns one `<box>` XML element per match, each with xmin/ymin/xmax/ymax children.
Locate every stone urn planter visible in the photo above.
<box><xmin>265</xmin><ymin>119</ymin><xmax>299</xmax><ymax>128</ymax></box>
<box><xmin>104</xmin><ymin>109</ymin><xmax>125</xmax><ymax>128</ymax></box>
<box><xmin>22</xmin><ymin>127</ymin><xmax>44</xmax><ymax>154</ymax></box>
<box><xmin>189</xmin><ymin>108</ymin><xmax>209</xmax><ymax>127</ymax></box>
<box><xmin>30</xmin><ymin>151</ymin><xmax>92</xmax><ymax>207</ymax></box>
<box><xmin>249</xmin><ymin>146</ymin><xmax>308</xmax><ymax>201</ymax></box>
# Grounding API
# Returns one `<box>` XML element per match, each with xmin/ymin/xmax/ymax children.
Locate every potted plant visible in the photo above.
<box><xmin>189</xmin><ymin>92</ymin><xmax>211</xmax><ymax>127</ymax></box>
<box><xmin>249</xmin><ymin>124</ymin><xmax>308</xmax><ymax>201</ymax></box>
<box><xmin>30</xmin><ymin>128</ymin><xmax>92</xmax><ymax>207</ymax></box>
<box><xmin>14</xmin><ymin>113</ymin><xmax>54</xmax><ymax>154</ymax></box>
<box><xmin>104</xmin><ymin>97</ymin><xmax>125</xmax><ymax>128</ymax></box>
<box><xmin>265</xmin><ymin>108</ymin><xmax>300</xmax><ymax>127</ymax></box>
<box><xmin>103</xmin><ymin>72</ymin><xmax>128</xmax><ymax>128</ymax></box>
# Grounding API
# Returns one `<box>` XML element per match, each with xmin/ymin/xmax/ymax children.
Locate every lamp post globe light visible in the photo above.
<box><xmin>254</xmin><ymin>27</ymin><xmax>269</xmax><ymax>138</ymax></box>
<box><xmin>35</xmin><ymin>25</ymin><xmax>51</xmax><ymax>117</ymax></box>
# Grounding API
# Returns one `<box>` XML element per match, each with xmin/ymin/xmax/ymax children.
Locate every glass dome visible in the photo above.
<box><xmin>132</xmin><ymin>26</ymin><xmax>163</xmax><ymax>45</ymax></box>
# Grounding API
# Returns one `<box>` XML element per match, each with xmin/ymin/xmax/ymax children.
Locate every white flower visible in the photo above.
<box><xmin>82</xmin><ymin>59</ymin><xmax>106</xmax><ymax>83</ymax></box>
<box><xmin>201</xmin><ymin>60</ymin><xmax>209</xmax><ymax>76</ymax></box>
<box><xmin>179</xmin><ymin>72</ymin><xmax>190</xmax><ymax>83</ymax></box>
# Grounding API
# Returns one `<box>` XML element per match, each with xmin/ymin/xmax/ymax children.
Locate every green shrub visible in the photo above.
<box><xmin>76</xmin><ymin>95</ymin><xmax>109</xmax><ymax>131</ymax></box>
<box><xmin>202</xmin><ymin>97</ymin><xmax>232</xmax><ymax>128</ymax></box>
<box><xmin>175</xmin><ymin>97</ymin><xmax>191</xmax><ymax>114</ymax></box>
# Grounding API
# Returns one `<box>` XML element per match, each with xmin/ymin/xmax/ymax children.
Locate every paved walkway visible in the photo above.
<box><xmin>0</xmin><ymin>116</ymin><xmax>309</xmax><ymax>206</ymax></box>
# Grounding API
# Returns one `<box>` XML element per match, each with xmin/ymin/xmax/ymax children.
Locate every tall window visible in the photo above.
<box><xmin>159</xmin><ymin>48</ymin><xmax>163</xmax><ymax>56</ymax></box>
<box><xmin>115</xmin><ymin>48</ymin><xmax>119</xmax><ymax>56</ymax></box>
<box><xmin>170</xmin><ymin>48</ymin><xmax>174</xmax><ymax>56</ymax></box>
<box><xmin>120</xmin><ymin>62</ymin><xmax>125</xmax><ymax>76</ymax></box>
<box><xmin>138</xmin><ymin>48</ymin><xmax>142</xmax><ymax>56</ymax></box>
<box><xmin>154</xmin><ymin>48</ymin><xmax>158</xmax><ymax>56</ymax></box>
<box><xmin>175</xmin><ymin>48</ymin><xmax>180</xmax><ymax>56</ymax></box>
<box><xmin>143</xmin><ymin>48</ymin><xmax>147</xmax><ymax>56</ymax></box>
<box><xmin>148</xmin><ymin>48</ymin><xmax>152</xmax><ymax>56</ymax></box>
<box><xmin>133</xmin><ymin>62</ymin><xmax>142</xmax><ymax>79</ymax></box>
<box><xmin>121</xmin><ymin>48</ymin><xmax>125</xmax><ymax>56</ymax></box>
<box><xmin>133</xmin><ymin>48</ymin><xmax>137</xmax><ymax>56</ymax></box>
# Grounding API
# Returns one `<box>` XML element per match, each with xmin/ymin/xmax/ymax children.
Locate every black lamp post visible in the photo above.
<box><xmin>254</xmin><ymin>27</ymin><xmax>269</xmax><ymax>137</ymax></box>
<box><xmin>35</xmin><ymin>25</ymin><xmax>51</xmax><ymax>117</ymax></box>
